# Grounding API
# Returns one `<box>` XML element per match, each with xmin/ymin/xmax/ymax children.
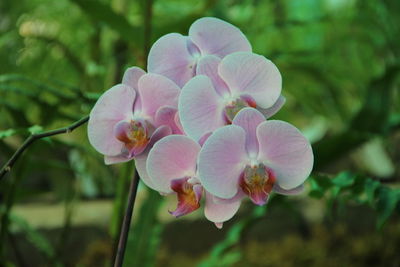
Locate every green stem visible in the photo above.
<box><xmin>112</xmin><ymin>169</ymin><xmax>140</xmax><ymax>267</ymax></box>
<box><xmin>0</xmin><ymin>166</ymin><xmax>23</xmax><ymax>260</ymax></box>
<box><xmin>0</xmin><ymin>116</ymin><xmax>89</xmax><ymax>180</ymax></box>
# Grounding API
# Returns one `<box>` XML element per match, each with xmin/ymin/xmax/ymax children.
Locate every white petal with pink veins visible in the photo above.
<box><xmin>204</xmin><ymin>192</ymin><xmax>241</xmax><ymax>224</ymax></box>
<box><xmin>147</xmin><ymin>33</ymin><xmax>197</xmax><ymax>87</ymax></box>
<box><xmin>256</xmin><ymin>120</ymin><xmax>313</xmax><ymax>190</ymax></box>
<box><xmin>122</xmin><ymin>67</ymin><xmax>146</xmax><ymax>91</ymax></box>
<box><xmin>137</xmin><ymin>73</ymin><xmax>180</xmax><ymax>119</ymax></box>
<box><xmin>258</xmin><ymin>95</ymin><xmax>286</xmax><ymax>119</ymax></box>
<box><xmin>198</xmin><ymin>125</ymin><xmax>248</xmax><ymax>199</ymax></box>
<box><xmin>179</xmin><ymin>75</ymin><xmax>225</xmax><ymax>141</ymax></box>
<box><xmin>135</xmin><ymin>152</ymin><xmax>159</xmax><ymax>190</ymax></box>
<box><xmin>232</xmin><ymin>108</ymin><xmax>266</xmax><ymax>157</ymax></box>
<box><xmin>189</xmin><ymin>17</ymin><xmax>251</xmax><ymax>57</ymax></box>
<box><xmin>147</xmin><ymin>135</ymin><xmax>200</xmax><ymax>194</ymax></box>
<box><xmin>219</xmin><ymin>52</ymin><xmax>281</xmax><ymax>109</ymax></box>
<box><xmin>196</xmin><ymin>55</ymin><xmax>229</xmax><ymax>96</ymax></box>
<box><xmin>88</xmin><ymin>84</ymin><xmax>135</xmax><ymax>156</ymax></box>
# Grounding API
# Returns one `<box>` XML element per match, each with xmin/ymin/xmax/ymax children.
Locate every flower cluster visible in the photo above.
<box><xmin>88</xmin><ymin>17</ymin><xmax>313</xmax><ymax>228</ymax></box>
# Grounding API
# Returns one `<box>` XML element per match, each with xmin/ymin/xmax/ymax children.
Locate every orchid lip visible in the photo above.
<box><xmin>169</xmin><ymin>177</ymin><xmax>202</xmax><ymax>218</ymax></box>
<box><xmin>223</xmin><ymin>95</ymin><xmax>257</xmax><ymax>123</ymax></box>
<box><xmin>239</xmin><ymin>164</ymin><xmax>276</xmax><ymax>206</ymax></box>
<box><xmin>113</xmin><ymin>119</ymin><xmax>152</xmax><ymax>157</ymax></box>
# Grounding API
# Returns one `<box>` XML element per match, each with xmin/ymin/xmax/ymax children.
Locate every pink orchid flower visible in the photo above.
<box><xmin>179</xmin><ymin>51</ymin><xmax>284</xmax><ymax>141</ymax></box>
<box><xmin>147</xmin><ymin>17</ymin><xmax>252</xmax><ymax>87</ymax></box>
<box><xmin>87</xmin><ymin>67</ymin><xmax>182</xmax><ymax>167</ymax></box>
<box><xmin>198</xmin><ymin>108</ymin><xmax>313</xmax><ymax>206</ymax></box>
<box><xmin>146</xmin><ymin>135</ymin><xmax>240</xmax><ymax>228</ymax></box>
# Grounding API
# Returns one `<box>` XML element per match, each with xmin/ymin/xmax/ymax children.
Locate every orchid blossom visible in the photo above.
<box><xmin>147</xmin><ymin>17</ymin><xmax>252</xmax><ymax>87</ymax></box>
<box><xmin>198</xmin><ymin>108</ymin><xmax>313</xmax><ymax>206</ymax></box>
<box><xmin>146</xmin><ymin>135</ymin><xmax>240</xmax><ymax>227</ymax></box>
<box><xmin>178</xmin><ymin>51</ymin><xmax>284</xmax><ymax>141</ymax></box>
<box><xmin>87</xmin><ymin>16</ymin><xmax>314</xmax><ymax>228</ymax></box>
<box><xmin>87</xmin><ymin>67</ymin><xmax>181</xmax><ymax>167</ymax></box>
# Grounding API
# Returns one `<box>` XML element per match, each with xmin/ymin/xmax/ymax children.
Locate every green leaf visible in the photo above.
<box><xmin>0</xmin><ymin>129</ymin><xmax>17</xmax><ymax>139</ymax></box>
<box><xmin>69</xmin><ymin>150</ymin><xmax>98</xmax><ymax>198</ymax></box>
<box><xmin>198</xmin><ymin>205</ymin><xmax>266</xmax><ymax>267</ymax></box>
<box><xmin>83</xmin><ymin>92</ymin><xmax>101</xmax><ymax>101</ymax></box>
<box><xmin>376</xmin><ymin>187</ymin><xmax>400</xmax><ymax>228</ymax></box>
<box><xmin>313</xmin><ymin>64</ymin><xmax>400</xmax><ymax>169</ymax></box>
<box><xmin>364</xmin><ymin>178</ymin><xmax>381</xmax><ymax>205</ymax></box>
<box><xmin>331</xmin><ymin>171</ymin><xmax>356</xmax><ymax>187</ymax></box>
<box><xmin>28</xmin><ymin>125</ymin><xmax>43</xmax><ymax>134</ymax></box>
<box><xmin>9</xmin><ymin>214</ymin><xmax>55</xmax><ymax>259</ymax></box>
<box><xmin>124</xmin><ymin>186</ymin><xmax>163</xmax><ymax>267</ymax></box>
<box><xmin>0</xmin><ymin>84</ymin><xmax>37</xmax><ymax>98</ymax></box>
<box><xmin>69</xmin><ymin>0</ymin><xmax>143</xmax><ymax>47</ymax></box>
<box><xmin>308</xmin><ymin>174</ymin><xmax>333</xmax><ymax>198</ymax></box>
<box><xmin>351</xmin><ymin>65</ymin><xmax>400</xmax><ymax>133</ymax></box>
<box><xmin>0</xmin><ymin>74</ymin><xmax>76</xmax><ymax>101</ymax></box>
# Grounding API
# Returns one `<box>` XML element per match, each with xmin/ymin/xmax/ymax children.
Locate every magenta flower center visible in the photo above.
<box><xmin>169</xmin><ymin>177</ymin><xmax>202</xmax><ymax>217</ymax></box>
<box><xmin>239</xmin><ymin>164</ymin><xmax>276</xmax><ymax>206</ymax></box>
<box><xmin>113</xmin><ymin>120</ymin><xmax>152</xmax><ymax>157</ymax></box>
<box><xmin>224</xmin><ymin>96</ymin><xmax>257</xmax><ymax>123</ymax></box>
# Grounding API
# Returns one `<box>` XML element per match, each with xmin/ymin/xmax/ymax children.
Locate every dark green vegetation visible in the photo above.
<box><xmin>1</xmin><ymin>0</ymin><xmax>399</xmax><ymax>266</ymax></box>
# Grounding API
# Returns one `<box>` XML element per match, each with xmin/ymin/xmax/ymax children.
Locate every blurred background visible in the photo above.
<box><xmin>0</xmin><ymin>0</ymin><xmax>399</xmax><ymax>266</ymax></box>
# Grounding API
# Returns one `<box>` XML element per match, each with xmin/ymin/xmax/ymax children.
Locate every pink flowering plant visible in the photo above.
<box><xmin>87</xmin><ymin>17</ymin><xmax>314</xmax><ymax>228</ymax></box>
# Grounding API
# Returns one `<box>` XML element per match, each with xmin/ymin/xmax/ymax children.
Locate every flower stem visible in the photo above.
<box><xmin>0</xmin><ymin>115</ymin><xmax>89</xmax><ymax>180</ymax></box>
<box><xmin>112</xmin><ymin>168</ymin><xmax>140</xmax><ymax>267</ymax></box>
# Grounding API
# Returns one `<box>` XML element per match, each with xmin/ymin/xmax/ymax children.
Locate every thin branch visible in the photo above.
<box><xmin>110</xmin><ymin>163</ymin><xmax>133</xmax><ymax>263</ymax></box>
<box><xmin>112</xmin><ymin>169</ymin><xmax>140</xmax><ymax>267</ymax></box>
<box><xmin>0</xmin><ymin>116</ymin><xmax>89</xmax><ymax>180</ymax></box>
<box><xmin>0</xmin><ymin>165</ymin><xmax>24</xmax><ymax>259</ymax></box>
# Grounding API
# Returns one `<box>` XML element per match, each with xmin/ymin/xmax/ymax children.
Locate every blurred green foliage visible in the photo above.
<box><xmin>0</xmin><ymin>0</ymin><xmax>399</xmax><ymax>266</ymax></box>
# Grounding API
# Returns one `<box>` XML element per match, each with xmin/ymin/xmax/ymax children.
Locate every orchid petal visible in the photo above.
<box><xmin>212</xmin><ymin>191</ymin><xmax>245</xmax><ymax>205</ymax></box>
<box><xmin>147</xmin><ymin>33</ymin><xmax>198</xmax><ymax>87</ymax></box>
<box><xmin>104</xmin><ymin>155</ymin><xmax>131</xmax><ymax>165</ymax></box>
<box><xmin>155</xmin><ymin>106</ymin><xmax>182</xmax><ymax>134</ymax></box>
<box><xmin>189</xmin><ymin>17</ymin><xmax>251</xmax><ymax>57</ymax></box>
<box><xmin>122</xmin><ymin>67</ymin><xmax>146</xmax><ymax>90</ymax></box>
<box><xmin>149</xmin><ymin>125</ymin><xmax>172</xmax><ymax>146</ymax></box>
<box><xmin>138</xmin><ymin>73</ymin><xmax>180</xmax><ymax>119</ymax></box>
<box><xmin>256</xmin><ymin>121</ymin><xmax>313</xmax><ymax>190</ymax></box>
<box><xmin>135</xmin><ymin>153</ymin><xmax>158</xmax><ymax>190</ymax></box>
<box><xmin>179</xmin><ymin>75</ymin><xmax>225</xmax><ymax>141</ymax></box>
<box><xmin>204</xmin><ymin>192</ymin><xmax>241</xmax><ymax>224</ymax></box>
<box><xmin>214</xmin><ymin>223</ymin><xmax>223</xmax><ymax>229</ymax></box>
<box><xmin>122</xmin><ymin>67</ymin><xmax>146</xmax><ymax>111</ymax></box>
<box><xmin>258</xmin><ymin>95</ymin><xmax>286</xmax><ymax>119</ymax></box>
<box><xmin>147</xmin><ymin>135</ymin><xmax>200</xmax><ymax>194</ymax></box>
<box><xmin>88</xmin><ymin>84</ymin><xmax>134</xmax><ymax>156</ymax></box>
<box><xmin>232</xmin><ymin>108</ymin><xmax>265</xmax><ymax>157</ymax></box>
<box><xmin>273</xmin><ymin>184</ymin><xmax>304</xmax><ymax>195</ymax></box>
<box><xmin>198</xmin><ymin>132</ymin><xmax>212</xmax><ymax>147</ymax></box>
<box><xmin>196</xmin><ymin>55</ymin><xmax>229</xmax><ymax>96</ymax></box>
<box><xmin>219</xmin><ymin>52</ymin><xmax>281</xmax><ymax>109</ymax></box>
<box><xmin>174</xmin><ymin>112</ymin><xmax>184</xmax><ymax>135</ymax></box>
<box><xmin>198</xmin><ymin>125</ymin><xmax>248</xmax><ymax>199</ymax></box>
